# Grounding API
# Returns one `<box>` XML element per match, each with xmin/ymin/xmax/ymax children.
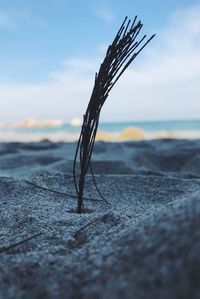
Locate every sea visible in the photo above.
<box><xmin>1</xmin><ymin>119</ymin><xmax>200</xmax><ymax>142</ymax></box>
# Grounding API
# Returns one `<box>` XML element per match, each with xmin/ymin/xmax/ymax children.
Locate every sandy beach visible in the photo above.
<box><xmin>0</xmin><ymin>139</ymin><xmax>200</xmax><ymax>299</ymax></box>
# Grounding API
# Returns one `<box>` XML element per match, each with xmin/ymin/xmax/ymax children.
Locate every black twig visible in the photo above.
<box><xmin>73</xmin><ymin>16</ymin><xmax>155</xmax><ymax>213</ymax></box>
<box><xmin>25</xmin><ymin>180</ymin><xmax>106</xmax><ymax>202</ymax></box>
<box><xmin>0</xmin><ymin>233</ymin><xmax>42</xmax><ymax>253</ymax></box>
<box><xmin>73</xmin><ymin>205</ymin><xmax>114</xmax><ymax>238</ymax></box>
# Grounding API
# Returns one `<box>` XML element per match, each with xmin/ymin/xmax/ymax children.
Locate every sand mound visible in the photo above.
<box><xmin>96</xmin><ymin>131</ymin><xmax>113</xmax><ymax>141</ymax></box>
<box><xmin>118</xmin><ymin>127</ymin><xmax>145</xmax><ymax>140</ymax></box>
<box><xmin>0</xmin><ymin>140</ymin><xmax>200</xmax><ymax>299</ymax></box>
<box><xmin>155</xmin><ymin>131</ymin><xmax>180</xmax><ymax>139</ymax></box>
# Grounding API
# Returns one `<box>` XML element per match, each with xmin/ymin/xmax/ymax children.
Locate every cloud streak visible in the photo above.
<box><xmin>93</xmin><ymin>3</ymin><xmax>115</xmax><ymax>23</ymax></box>
<box><xmin>0</xmin><ymin>12</ymin><xmax>14</xmax><ymax>30</ymax></box>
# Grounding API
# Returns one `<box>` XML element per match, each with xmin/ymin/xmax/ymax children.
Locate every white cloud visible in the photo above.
<box><xmin>0</xmin><ymin>8</ymin><xmax>47</xmax><ymax>32</ymax></box>
<box><xmin>105</xmin><ymin>4</ymin><xmax>200</xmax><ymax>121</ymax></box>
<box><xmin>0</xmin><ymin>4</ymin><xmax>200</xmax><ymax>122</ymax></box>
<box><xmin>93</xmin><ymin>4</ymin><xmax>114</xmax><ymax>23</ymax></box>
<box><xmin>50</xmin><ymin>58</ymin><xmax>99</xmax><ymax>81</ymax></box>
<box><xmin>0</xmin><ymin>12</ymin><xmax>14</xmax><ymax>30</ymax></box>
<box><xmin>0</xmin><ymin>67</ymin><xmax>94</xmax><ymax>123</ymax></box>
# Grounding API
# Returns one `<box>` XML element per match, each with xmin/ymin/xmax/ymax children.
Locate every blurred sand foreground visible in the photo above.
<box><xmin>0</xmin><ymin>139</ymin><xmax>199</xmax><ymax>299</ymax></box>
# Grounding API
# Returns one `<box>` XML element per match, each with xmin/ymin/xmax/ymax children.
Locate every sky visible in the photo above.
<box><xmin>0</xmin><ymin>0</ymin><xmax>200</xmax><ymax>123</ymax></box>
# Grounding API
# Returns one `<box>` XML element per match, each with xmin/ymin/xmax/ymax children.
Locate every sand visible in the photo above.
<box><xmin>0</xmin><ymin>139</ymin><xmax>200</xmax><ymax>299</ymax></box>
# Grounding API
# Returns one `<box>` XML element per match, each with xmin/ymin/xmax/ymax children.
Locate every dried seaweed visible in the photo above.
<box><xmin>73</xmin><ymin>16</ymin><xmax>155</xmax><ymax>213</ymax></box>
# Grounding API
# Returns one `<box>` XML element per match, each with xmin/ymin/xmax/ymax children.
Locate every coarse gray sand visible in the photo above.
<box><xmin>0</xmin><ymin>139</ymin><xmax>200</xmax><ymax>299</ymax></box>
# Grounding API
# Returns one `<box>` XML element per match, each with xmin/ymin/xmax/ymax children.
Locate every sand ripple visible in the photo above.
<box><xmin>0</xmin><ymin>139</ymin><xmax>200</xmax><ymax>299</ymax></box>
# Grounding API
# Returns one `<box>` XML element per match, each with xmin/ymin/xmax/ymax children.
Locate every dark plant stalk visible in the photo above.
<box><xmin>73</xmin><ymin>16</ymin><xmax>155</xmax><ymax>213</ymax></box>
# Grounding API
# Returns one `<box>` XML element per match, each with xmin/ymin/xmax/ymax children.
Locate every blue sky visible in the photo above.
<box><xmin>0</xmin><ymin>0</ymin><xmax>200</xmax><ymax>123</ymax></box>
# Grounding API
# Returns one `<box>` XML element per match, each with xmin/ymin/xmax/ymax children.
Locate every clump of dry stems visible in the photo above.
<box><xmin>73</xmin><ymin>16</ymin><xmax>155</xmax><ymax>213</ymax></box>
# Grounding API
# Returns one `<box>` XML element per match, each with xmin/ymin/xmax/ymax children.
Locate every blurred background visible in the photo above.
<box><xmin>0</xmin><ymin>0</ymin><xmax>200</xmax><ymax>141</ymax></box>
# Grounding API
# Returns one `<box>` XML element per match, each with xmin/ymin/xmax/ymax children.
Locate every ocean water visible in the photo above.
<box><xmin>1</xmin><ymin>119</ymin><xmax>200</xmax><ymax>142</ymax></box>
<box><xmin>99</xmin><ymin>119</ymin><xmax>200</xmax><ymax>133</ymax></box>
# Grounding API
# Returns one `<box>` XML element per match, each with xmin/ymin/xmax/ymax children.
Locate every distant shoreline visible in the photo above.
<box><xmin>0</xmin><ymin>119</ymin><xmax>200</xmax><ymax>142</ymax></box>
<box><xmin>0</xmin><ymin>128</ymin><xmax>200</xmax><ymax>142</ymax></box>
